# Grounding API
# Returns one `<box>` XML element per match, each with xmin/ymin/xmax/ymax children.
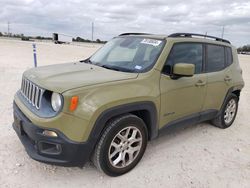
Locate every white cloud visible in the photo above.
<box><xmin>0</xmin><ymin>0</ymin><xmax>249</xmax><ymax>46</ymax></box>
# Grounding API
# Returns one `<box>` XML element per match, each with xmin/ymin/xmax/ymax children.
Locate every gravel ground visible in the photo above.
<box><xmin>0</xmin><ymin>39</ymin><xmax>249</xmax><ymax>188</ymax></box>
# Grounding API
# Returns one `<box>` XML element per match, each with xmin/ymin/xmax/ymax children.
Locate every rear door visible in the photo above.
<box><xmin>202</xmin><ymin>44</ymin><xmax>233</xmax><ymax>111</ymax></box>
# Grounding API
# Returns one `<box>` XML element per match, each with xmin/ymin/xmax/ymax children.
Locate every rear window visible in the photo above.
<box><xmin>225</xmin><ymin>47</ymin><xmax>233</xmax><ymax>67</ymax></box>
<box><xmin>206</xmin><ymin>44</ymin><xmax>225</xmax><ymax>72</ymax></box>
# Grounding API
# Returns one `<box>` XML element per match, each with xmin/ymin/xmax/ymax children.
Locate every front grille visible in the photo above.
<box><xmin>20</xmin><ymin>77</ymin><xmax>44</xmax><ymax>110</ymax></box>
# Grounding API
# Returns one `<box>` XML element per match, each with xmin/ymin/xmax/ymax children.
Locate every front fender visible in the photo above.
<box><xmin>88</xmin><ymin>101</ymin><xmax>159</xmax><ymax>144</ymax></box>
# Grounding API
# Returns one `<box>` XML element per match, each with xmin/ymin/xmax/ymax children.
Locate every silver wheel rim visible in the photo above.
<box><xmin>108</xmin><ymin>126</ymin><xmax>142</xmax><ymax>168</ymax></box>
<box><xmin>224</xmin><ymin>99</ymin><xmax>237</xmax><ymax>124</ymax></box>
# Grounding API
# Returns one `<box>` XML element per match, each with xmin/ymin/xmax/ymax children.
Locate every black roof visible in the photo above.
<box><xmin>119</xmin><ymin>33</ymin><xmax>152</xmax><ymax>36</ymax></box>
<box><xmin>168</xmin><ymin>33</ymin><xmax>230</xmax><ymax>44</ymax></box>
<box><xmin>118</xmin><ymin>32</ymin><xmax>231</xmax><ymax>44</ymax></box>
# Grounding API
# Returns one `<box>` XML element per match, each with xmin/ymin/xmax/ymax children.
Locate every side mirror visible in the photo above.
<box><xmin>172</xmin><ymin>63</ymin><xmax>195</xmax><ymax>78</ymax></box>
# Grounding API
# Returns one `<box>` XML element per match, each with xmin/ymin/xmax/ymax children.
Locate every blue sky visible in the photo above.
<box><xmin>0</xmin><ymin>0</ymin><xmax>250</xmax><ymax>47</ymax></box>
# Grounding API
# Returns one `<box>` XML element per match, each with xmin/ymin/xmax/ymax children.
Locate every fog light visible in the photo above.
<box><xmin>38</xmin><ymin>142</ymin><xmax>62</xmax><ymax>155</ymax></box>
<box><xmin>42</xmin><ymin>130</ymin><xmax>58</xmax><ymax>137</ymax></box>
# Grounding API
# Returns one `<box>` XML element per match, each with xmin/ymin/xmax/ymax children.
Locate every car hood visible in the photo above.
<box><xmin>23</xmin><ymin>62</ymin><xmax>139</xmax><ymax>93</ymax></box>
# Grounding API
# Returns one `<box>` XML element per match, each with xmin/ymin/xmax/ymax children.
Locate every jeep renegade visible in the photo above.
<box><xmin>13</xmin><ymin>33</ymin><xmax>244</xmax><ymax>176</ymax></box>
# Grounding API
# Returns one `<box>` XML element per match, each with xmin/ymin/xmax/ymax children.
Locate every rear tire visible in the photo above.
<box><xmin>211</xmin><ymin>94</ymin><xmax>238</xmax><ymax>129</ymax></box>
<box><xmin>92</xmin><ymin>114</ymin><xmax>148</xmax><ymax>176</ymax></box>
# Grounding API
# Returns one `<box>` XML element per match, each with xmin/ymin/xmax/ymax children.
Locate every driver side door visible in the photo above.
<box><xmin>159</xmin><ymin>42</ymin><xmax>207</xmax><ymax>128</ymax></box>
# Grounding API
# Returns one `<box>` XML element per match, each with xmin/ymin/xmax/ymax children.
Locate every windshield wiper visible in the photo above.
<box><xmin>81</xmin><ymin>61</ymin><xmax>134</xmax><ymax>73</ymax></box>
<box><xmin>100</xmin><ymin>64</ymin><xmax>134</xmax><ymax>73</ymax></box>
<box><xmin>80</xmin><ymin>58</ymin><xmax>93</xmax><ymax>64</ymax></box>
<box><xmin>101</xmin><ymin>65</ymin><xmax>120</xmax><ymax>71</ymax></box>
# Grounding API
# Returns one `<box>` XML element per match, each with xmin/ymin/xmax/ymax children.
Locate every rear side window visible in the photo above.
<box><xmin>225</xmin><ymin>47</ymin><xmax>233</xmax><ymax>66</ymax></box>
<box><xmin>165</xmin><ymin>43</ymin><xmax>203</xmax><ymax>74</ymax></box>
<box><xmin>206</xmin><ymin>44</ymin><xmax>225</xmax><ymax>72</ymax></box>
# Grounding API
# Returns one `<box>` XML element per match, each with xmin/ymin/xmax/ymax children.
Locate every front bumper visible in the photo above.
<box><xmin>12</xmin><ymin>102</ymin><xmax>93</xmax><ymax>167</ymax></box>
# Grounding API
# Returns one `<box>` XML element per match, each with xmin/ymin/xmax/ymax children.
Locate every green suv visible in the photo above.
<box><xmin>13</xmin><ymin>33</ymin><xmax>244</xmax><ymax>176</ymax></box>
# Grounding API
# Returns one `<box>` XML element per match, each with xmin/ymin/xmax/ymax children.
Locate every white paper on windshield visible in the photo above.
<box><xmin>141</xmin><ymin>39</ymin><xmax>162</xmax><ymax>46</ymax></box>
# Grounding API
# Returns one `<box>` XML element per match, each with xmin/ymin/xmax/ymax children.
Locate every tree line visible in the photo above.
<box><xmin>73</xmin><ymin>37</ymin><xmax>106</xmax><ymax>43</ymax></box>
<box><xmin>0</xmin><ymin>31</ymin><xmax>106</xmax><ymax>43</ymax></box>
<box><xmin>0</xmin><ymin>32</ymin><xmax>52</xmax><ymax>41</ymax></box>
<box><xmin>237</xmin><ymin>45</ymin><xmax>250</xmax><ymax>52</ymax></box>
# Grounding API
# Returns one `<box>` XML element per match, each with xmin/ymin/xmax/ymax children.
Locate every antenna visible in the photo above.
<box><xmin>221</xmin><ymin>26</ymin><xmax>225</xmax><ymax>39</ymax></box>
<box><xmin>205</xmin><ymin>32</ymin><xmax>207</xmax><ymax>38</ymax></box>
<box><xmin>91</xmin><ymin>22</ymin><xmax>94</xmax><ymax>42</ymax></box>
<box><xmin>7</xmin><ymin>21</ymin><xmax>10</xmax><ymax>36</ymax></box>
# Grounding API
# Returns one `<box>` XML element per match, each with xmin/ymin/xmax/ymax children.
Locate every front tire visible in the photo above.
<box><xmin>92</xmin><ymin>114</ymin><xmax>148</xmax><ymax>176</ymax></box>
<box><xmin>211</xmin><ymin>94</ymin><xmax>239</xmax><ymax>129</ymax></box>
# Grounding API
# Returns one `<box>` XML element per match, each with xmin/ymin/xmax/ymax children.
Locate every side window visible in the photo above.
<box><xmin>164</xmin><ymin>43</ymin><xmax>203</xmax><ymax>74</ymax></box>
<box><xmin>206</xmin><ymin>44</ymin><xmax>225</xmax><ymax>72</ymax></box>
<box><xmin>225</xmin><ymin>47</ymin><xmax>233</xmax><ymax>67</ymax></box>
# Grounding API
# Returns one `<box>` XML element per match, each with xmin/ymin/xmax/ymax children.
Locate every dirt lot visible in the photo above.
<box><xmin>0</xmin><ymin>39</ymin><xmax>249</xmax><ymax>188</ymax></box>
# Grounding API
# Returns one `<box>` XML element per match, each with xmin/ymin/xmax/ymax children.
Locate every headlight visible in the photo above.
<box><xmin>51</xmin><ymin>92</ymin><xmax>62</xmax><ymax>112</ymax></box>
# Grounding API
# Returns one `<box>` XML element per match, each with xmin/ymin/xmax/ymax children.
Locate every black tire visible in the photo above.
<box><xmin>92</xmin><ymin>114</ymin><xmax>148</xmax><ymax>176</ymax></box>
<box><xmin>211</xmin><ymin>94</ymin><xmax>239</xmax><ymax>129</ymax></box>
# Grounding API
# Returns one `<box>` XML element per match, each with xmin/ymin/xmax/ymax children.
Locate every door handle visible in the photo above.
<box><xmin>224</xmin><ymin>76</ymin><xmax>232</xmax><ymax>82</ymax></box>
<box><xmin>195</xmin><ymin>80</ymin><xmax>206</xmax><ymax>87</ymax></box>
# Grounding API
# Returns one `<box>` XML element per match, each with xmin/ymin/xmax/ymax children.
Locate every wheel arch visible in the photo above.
<box><xmin>232</xmin><ymin>89</ymin><xmax>241</xmax><ymax>98</ymax></box>
<box><xmin>212</xmin><ymin>86</ymin><xmax>241</xmax><ymax>128</ymax></box>
<box><xmin>88</xmin><ymin>101</ymin><xmax>159</xmax><ymax>148</ymax></box>
<box><xmin>220</xmin><ymin>86</ymin><xmax>242</xmax><ymax>112</ymax></box>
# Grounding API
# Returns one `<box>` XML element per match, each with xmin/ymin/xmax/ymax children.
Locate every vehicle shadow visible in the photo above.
<box><xmin>151</xmin><ymin>121</ymin><xmax>212</xmax><ymax>144</ymax></box>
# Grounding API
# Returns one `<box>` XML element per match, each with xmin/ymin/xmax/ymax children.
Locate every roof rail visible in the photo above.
<box><xmin>119</xmin><ymin>33</ymin><xmax>152</xmax><ymax>36</ymax></box>
<box><xmin>168</xmin><ymin>33</ymin><xmax>230</xmax><ymax>44</ymax></box>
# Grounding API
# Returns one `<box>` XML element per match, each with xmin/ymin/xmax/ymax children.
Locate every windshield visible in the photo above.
<box><xmin>89</xmin><ymin>37</ymin><xmax>165</xmax><ymax>73</ymax></box>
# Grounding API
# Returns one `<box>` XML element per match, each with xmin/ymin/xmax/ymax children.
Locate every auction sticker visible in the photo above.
<box><xmin>141</xmin><ymin>39</ymin><xmax>162</xmax><ymax>46</ymax></box>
